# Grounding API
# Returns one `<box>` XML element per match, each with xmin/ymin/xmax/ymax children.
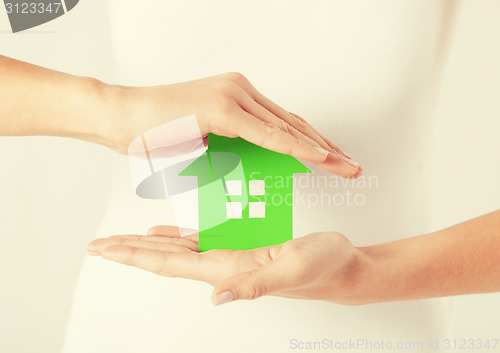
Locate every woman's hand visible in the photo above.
<box><xmin>87</xmin><ymin>226</ymin><xmax>364</xmax><ymax>305</ymax></box>
<box><xmin>87</xmin><ymin>212</ymin><xmax>500</xmax><ymax>305</ymax></box>
<box><xmin>108</xmin><ymin>73</ymin><xmax>361</xmax><ymax>178</ymax></box>
<box><xmin>0</xmin><ymin>55</ymin><xmax>360</xmax><ymax>177</ymax></box>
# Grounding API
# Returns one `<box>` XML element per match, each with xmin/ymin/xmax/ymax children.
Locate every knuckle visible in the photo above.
<box><xmin>169</xmin><ymin>237</ymin><xmax>182</xmax><ymax>245</ymax></box>
<box><xmin>250</xmin><ymin>284</ymin><xmax>267</xmax><ymax>300</ymax></box>
<box><xmin>291</xmin><ymin>112</ymin><xmax>306</xmax><ymax>123</ymax></box>
<box><xmin>293</xmin><ymin>116</ymin><xmax>309</xmax><ymax>130</ymax></box>
<box><xmin>295</xmin><ymin>138</ymin><xmax>310</xmax><ymax>151</ymax></box>
<box><xmin>246</xmin><ymin>273</ymin><xmax>268</xmax><ymax>300</ymax></box>
<box><xmin>129</xmin><ymin>247</ymin><xmax>139</xmax><ymax>266</ymax></box>
<box><xmin>261</xmin><ymin>122</ymin><xmax>280</xmax><ymax>145</ymax></box>
<box><xmin>281</xmin><ymin>120</ymin><xmax>294</xmax><ymax>134</ymax></box>
<box><xmin>214</xmin><ymin>80</ymin><xmax>239</xmax><ymax>98</ymax></box>
<box><xmin>222</xmin><ymin>71</ymin><xmax>248</xmax><ymax>85</ymax></box>
<box><xmin>262</xmin><ymin>121</ymin><xmax>279</xmax><ymax>135</ymax></box>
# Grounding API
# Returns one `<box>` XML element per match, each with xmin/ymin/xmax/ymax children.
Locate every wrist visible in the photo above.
<box><xmin>80</xmin><ymin>78</ymin><xmax>130</xmax><ymax>152</ymax></box>
<box><xmin>332</xmin><ymin>246</ymin><xmax>375</xmax><ymax>305</ymax></box>
<box><xmin>65</xmin><ymin>76</ymin><xmax>126</xmax><ymax>150</ymax></box>
<box><xmin>350</xmin><ymin>238</ymin><xmax>425</xmax><ymax>305</ymax></box>
<box><xmin>97</xmin><ymin>84</ymin><xmax>166</xmax><ymax>155</ymax></box>
<box><xmin>339</xmin><ymin>244</ymin><xmax>399</xmax><ymax>305</ymax></box>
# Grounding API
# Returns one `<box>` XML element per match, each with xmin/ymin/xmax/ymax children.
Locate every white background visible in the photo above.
<box><xmin>0</xmin><ymin>1</ymin><xmax>499</xmax><ymax>352</ymax></box>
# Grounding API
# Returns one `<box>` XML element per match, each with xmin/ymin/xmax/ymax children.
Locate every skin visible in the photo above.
<box><xmin>0</xmin><ymin>55</ymin><xmax>361</xmax><ymax>178</ymax></box>
<box><xmin>87</xmin><ymin>210</ymin><xmax>500</xmax><ymax>306</ymax></box>
<box><xmin>2</xmin><ymin>55</ymin><xmax>498</xmax><ymax>306</ymax></box>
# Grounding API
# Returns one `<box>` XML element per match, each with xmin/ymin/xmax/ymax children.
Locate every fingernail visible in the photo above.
<box><xmin>314</xmin><ymin>146</ymin><xmax>329</xmax><ymax>156</ymax></box>
<box><xmin>213</xmin><ymin>291</ymin><xmax>234</xmax><ymax>306</ymax></box>
<box><xmin>341</xmin><ymin>150</ymin><xmax>353</xmax><ymax>159</ymax></box>
<box><xmin>343</xmin><ymin>157</ymin><xmax>359</xmax><ymax>167</ymax></box>
<box><xmin>88</xmin><ymin>252</ymin><xmax>101</xmax><ymax>256</ymax></box>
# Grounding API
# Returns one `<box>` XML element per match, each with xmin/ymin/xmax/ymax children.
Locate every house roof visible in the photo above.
<box><xmin>179</xmin><ymin>133</ymin><xmax>311</xmax><ymax>184</ymax></box>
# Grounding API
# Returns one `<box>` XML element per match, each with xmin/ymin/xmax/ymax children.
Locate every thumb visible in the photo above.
<box><xmin>211</xmin><ymin>257</ymin><xmax>301</xmax><ymax>305</ymax></box>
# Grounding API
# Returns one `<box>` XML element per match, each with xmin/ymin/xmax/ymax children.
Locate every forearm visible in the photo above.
<box><xmin>353</xmin><ymin>210</ymin><xmax>500</xmax><ymax>304</ymax></box>
<box><xmin>0</xmin><ymin>55</ymin><xmax>119</xmax><ymax>147</ymax></box>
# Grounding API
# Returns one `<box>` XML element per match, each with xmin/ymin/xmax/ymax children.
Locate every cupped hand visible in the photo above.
<box><xmin>87</xmin><ymin>225</ymin><xmax>364</xmax><ymax>306</ymax></box>
<box><xmin>108</xmin><ymin>73</ymin><xmax>361</xmax><ymax>178</ymax></box>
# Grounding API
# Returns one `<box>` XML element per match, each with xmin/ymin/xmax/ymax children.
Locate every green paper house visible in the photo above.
<box><xmin>179</xmin><ymin>133</ymin><xmax>310</xmax><ymax>252</ymax></box>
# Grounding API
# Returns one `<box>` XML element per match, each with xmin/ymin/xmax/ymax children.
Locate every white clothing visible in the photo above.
<box><xmin>62</xmin><ymin>1</ymin><xmax>453</xmax><ymax>352</ymax></box>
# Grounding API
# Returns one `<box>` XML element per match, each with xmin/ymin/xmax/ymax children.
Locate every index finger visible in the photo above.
<box><xmin>228</xmin><ymin>111</ymin><xmax>359</xmax><ymax>177</ymax></box>
<box><xmin>101</xmin><ymin>245</ymin><xmax>223</xmax><ymax>285</ymax></box>
<box><xmin>147</xmin><ymin>225</ymin><xmax>199</xmax><ymax>241</ymax></box>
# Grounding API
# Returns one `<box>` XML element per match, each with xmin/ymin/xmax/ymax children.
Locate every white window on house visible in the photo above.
<box><xmin>249</xmin><ymin>180</ymin><xmax>265</xmax><ymax>195</ymax></box>
<box><xmin>249</xmin><ymin>201</ymin><xmax>265</xmax><ymax>218</ymax></box>
<box><xmin>225</xmin><ymin>180</ymin><xmax>242</xmax><ymax>196</ymax></box>
<box><xmin>226</xmin><ymin>202</ymin><xmax>242</xmax><ymax>219</ymax></box>
<box><xmin>224</xmin><ymin>179</ymin><xmax>266</xmax><ymax>219</ymax></box>
<box><xmin>249</xmin><ymin>180</ymin><xmax>266</xmax><ymax>218</ymax></box>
